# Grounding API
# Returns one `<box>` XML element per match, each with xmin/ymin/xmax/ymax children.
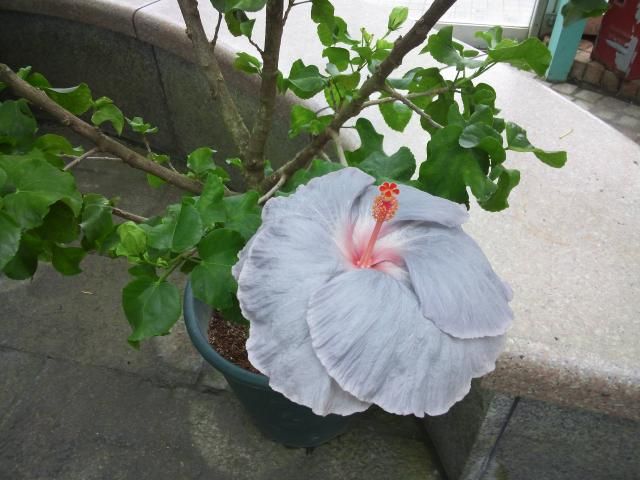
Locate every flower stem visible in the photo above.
<box><xmin>358</xmin><ymin>218</ymin><xmax>385</xmax><ymax>268</ymax></box>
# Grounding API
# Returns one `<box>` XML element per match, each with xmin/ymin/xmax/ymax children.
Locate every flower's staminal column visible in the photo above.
<box><xmin>358</xmin><ymin>182</ymin><xmax>400</xmax><ymax>268</ymax></box>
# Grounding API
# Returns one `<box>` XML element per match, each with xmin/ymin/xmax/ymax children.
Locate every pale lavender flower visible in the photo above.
<box><xmin>233</xmin><ymin>168</ymin><xmax>513</xmax><ymax>417</ymax></box>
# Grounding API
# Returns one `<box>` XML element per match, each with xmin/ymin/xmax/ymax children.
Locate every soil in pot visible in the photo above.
<box><xmin>207</xmin><ymin>312</ymin><xmax>260</xmax><ymax>374</ymax></box>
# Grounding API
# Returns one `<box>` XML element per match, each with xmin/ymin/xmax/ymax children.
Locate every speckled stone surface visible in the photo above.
<box><xmin>482</xmin><ymin>397</ymin><xmax>640</xmax><ymax>480</ymax></box>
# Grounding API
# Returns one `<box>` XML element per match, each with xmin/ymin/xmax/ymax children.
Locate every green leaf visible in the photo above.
<box><xmin>123</xmin><ymin>278</ymin><xmax>181</xmax><ymax>346</ymax></box>
<box><xmin>289</xmin><ymin>105</ymin><xmax>332</xmax><ymax>137</ymax></box>
<box><xmin>80</xmin><ymin>194</ymin><xmax>114</xmax><ymax>246</ymax></box>
<box><xmin>505</xmin><ymin>122</ymin><xmax>567</xmax><ymax>167</ymax></box>
<box><xmin>219</xmin><ymin>296</ymin><xmax>247</xmax><ymax>325</ymax></box>
<box><xmin>359</xmin><ymin>147</ymin><xmax>416</xmax><ymax>182</ymax></box>
<box><xmin>2</xmin><ymin>234</ymin><xmax>39</xmax><ymax>280</ymax></box>
<box><xmin>418</xmin><ymin>125</ymin><xmax>496</xmax><ymax>206</ymax></box>
<box><xmin>317</xmin><ymin>15</ymin><xmax>351</xmax><ymax>47</ymax></box>
<box><xmin>282</xmin><ymin>158</ymin><xmax>343</xmax><ymax>193</ymax></box>
<box><xmin>0</xmin><ymin>154</ymin><xmax>82</xmax><ymax>229</ymax></box>
<box><xmin>126</xmin><ymin>116</ymin><xmax>158</xmax><ymax>135</ymax></box>
<box><xmin>487</xmin><ymin>38</ymin><xmax>551</xmax><ymax>76</ymax></box>
<box><xmin>562</xmin><ymin>0</ymin><xmax>608</xmax><ymax>26</ymax></box>
<box><xmin>421</xmin><ymin>27</ymin><xmax>484</xmax><ymax>70</ymax></box>
<box><xmin>45</xmin><ymin>84</ymin><xmax>93</xmax><ymax>115</ymax></box>
<box><xmin>311</xmin><ymin>0</ymin><xmax>334</xmax><ymax>24</ymax></box>
<box><xmin>224</xmin><ymin>10</ymin><xmax>255</xmax><ymax>37</ymax></box>
<box><xmin>91</xmin><ymin>97</ymin><xmax>124</xmax><ymax>135</ymax></box>
<box><xmin>459</xmin><ymin>123</ymin><xmax>506</xmax><ymax>163</ymax></box>
<box><xmin>222</xmin><ymin>191</ymin><xmax>261</xmax><ymax>240</ymax></box>
<box><xmin>323</xmin><ymin>72</ymin><xmax>360</xmax><ymax>109</ymax></box>
<box><xmin>479</xmin><ymin>166</ymin><xmax>520</xmax><ymax>212</ymax></box>
<box><xmin>0</xmin><ymin>166</ymin><xmax>6</xmax><ymax>190</ymax></box>
<box><xmin>115</xmin><ymin>221</ymin><xmax>147</xmax><ymax>258</ymax></box>
<box><xmin>51</xmin><ymin>245</ymin><xmax>86</xmax><ymax>275</ymax></box>
<box><xmin>287</xmin><ymin>60</ymin><xmax>326</xmax><ymax>99</ymax></box>
<box><xmin>345</xmin><ymin>118</ymin><xmax>415</xmax><ymax>181</ymax></box>
<box><xmin>322</xmin><ymin>47</ymin><xmax>350</xmax><ymax>71</ymax></box>
<box><xmin>475</xmin><ymin>26</ymin><xmax>503</xmax><ymax>49</ymax></box>
<box><xmin>226</xmin><ymin>157</ymin><xmax>243</xmax><ymax>169</ymax></box>
<box><xmin>379</xmin><ymin>98</ymin><xmax>412</xmax><ymax>132</ymax></box>
<box><xmin>191</xmin><ymin>228</ymin><xmax>245</xmax><ymax>309</ymax></box>
<box><xmin>344</xmin><ymin>118</ymin><xmax>384</xmax><ymax>166</ymax></box>
<box><xmin>0</xmin><ymin>211</ymin><xmax>21</xmax><ymax>270</ymax></box>
<box><xmin>32</xmin><ymin>202</ymin><xmax>79</xmax><ymax>244</ymax></box>
<box><xmin>196</xmin><ymin>174</ymin><xmax>226</xmax><ymax>228</ymax></box>
<box><xmin>421</xmin><ymin>94</ymin><xmax>454</xmax><ymax>134</ymax></box>
<box><xmin>224</xmin><ymin>0</ymin><xmax>266</xmax><ymax>11</ymax></box>
<box><xmin>0</xmin><ymin>99</ymin><xmax>37</xmax><ymax>148</ymax></box>
<box><xmin>128</xmin><ymin>264</ymin><xmax>158</xmax><ymax>280</ymax></box>
<box><xmin>388</xmin><ymin>6</ymin><xmax>409</xmax><ymax>31</ymax></box>
<box><xmin>187</xmin><ymin>147</ymin><xmax>229</xmax><ymax>181</ymax></box>
<box><xmin>146</xmin><ymin>174</ymin><xmax>166</xmax><ymax>188</ymax></box>
<box><xmin>234</xmin><ymin>52</ymin><xmax>262</xmax><ymax>74</ymax></box>
<box><xmin>35</xmin><ymin>133</ymin><xmax>82</xmax><ymax>157</ymax></box>
<box><xmin>146</xmin><ymin>200</ymin><xmax>204</xmax><ymax>253</ymax></box>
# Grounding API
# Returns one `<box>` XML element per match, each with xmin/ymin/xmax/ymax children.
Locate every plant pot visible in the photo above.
<box><xmin>183</xmin><ymin>280</ymin><xmax>353</xmax><ymax>448</ymax></box>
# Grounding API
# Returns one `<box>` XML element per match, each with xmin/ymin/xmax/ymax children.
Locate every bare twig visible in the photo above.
<box><xmin>63</xmin><ymin>147</ymin><xmax>99</xmax><ymax>171</ymax></box>
<box><xmin>384</xmin><ymin>85</ymin><xmax>443</xmax><ymax>130</ymax></box>
<box><xmin>244</xmin><ymin>0</ymin><xmax>285</xmax><ymax>188</ymax></box>
<box><xmin>111</xmin><ymin>207</ymin><xmax>148</xmax><ymax>223</ymax></box>
<box><xmin>177</xmin><ymin>0</ymin><xmax>251</xmax><ymax>155</ymax></box>
<box><xmin>283</xmin><ymin>0</ymin><xmax>296</xmax><ymax>24</ymax></box>
<box><xmin>361</xmin><ymin>87</ymin><xmax>451</xmax><ymax>108</ymax></box>
<box><xmin>211</xmin><ymin>12</ymin><xmax>223</xmax><ymax>52</ymax></box>
<box><xmin>258</xmin><ymin>173</ymin><xmax>287</xmax><ymax>204</ymax></box>
<box><xmin>328</xmin><ymin>129</ymin><xmax>348</xmax><ymax>167</ymax></box>
<box><xmin>0</xmin><ymin>64</ymin><xmax>203</xmax><ymax>194</ymax></box>
<box><xmin>319</xmin><ymin>151</ymin><xmax>332</xmax><ymax>163</ymax></box>
<box><xmin>260</xmin><ymin>0</ymin><xmax>458</xmax><ymax>192</ymax></box>
<box><xmin>248</xmin><ymin>37</ymin><xmax>265</xmax><ymax>56</ymax></box>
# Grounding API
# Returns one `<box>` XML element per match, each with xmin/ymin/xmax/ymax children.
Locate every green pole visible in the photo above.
<box><xmin>546</xmin><ymin>0</ymin><xmax>588</xmax><ymax>82</ymax></box>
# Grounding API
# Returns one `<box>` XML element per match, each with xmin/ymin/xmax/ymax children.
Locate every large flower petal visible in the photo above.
<box><xmin>237</xmin><ymin>217</ymin><xmax>370</xmax><ymax>416</ymax></box>
<box><xmin>262</xmin><ymin>167</ymin><xmax>374</xmax><ymax>229</ymax></box>
<box><xmin>397</xmin><ymin>225</ymin><xmax>513</xmax><ymax>338</ymax></box>
<box><xmin>353</xmin><ymin>184</ymin><xmax>469</xmax><ymax>229</ymax></box>
<box><xmin>306</xmin><ymin>268</ymin><xmax>504</xmax><ymax>416</ymax></box>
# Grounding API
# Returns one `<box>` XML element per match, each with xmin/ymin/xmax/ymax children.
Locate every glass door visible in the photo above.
<box><xmin>402</xmin><ymin>0</ymin><xmax>550</xmax><ymax>47</ymax></box>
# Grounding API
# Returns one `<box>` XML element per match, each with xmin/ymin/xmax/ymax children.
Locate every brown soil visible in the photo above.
<box><xmin>207</xmin><ymin>311</ymin><xmax>260</xmax><ymax>374</ymax></box>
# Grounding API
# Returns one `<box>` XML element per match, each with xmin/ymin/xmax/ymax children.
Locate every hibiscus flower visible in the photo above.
<box><xmin>233</xmin><ymin>168</ymin><xmax>513</xmax><ymax>417</ymax></box>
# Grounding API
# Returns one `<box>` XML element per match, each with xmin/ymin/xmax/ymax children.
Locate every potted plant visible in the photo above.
<box><xmin>0</xmin><ymin>0</ymin><xmax>601</xmax><ymax>448</ymax></box>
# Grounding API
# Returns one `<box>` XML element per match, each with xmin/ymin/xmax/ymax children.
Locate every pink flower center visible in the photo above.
<box><xmin>352</xmin><ymin>183</ymin><xmax>400</xmax><ymax>269</ymax></box>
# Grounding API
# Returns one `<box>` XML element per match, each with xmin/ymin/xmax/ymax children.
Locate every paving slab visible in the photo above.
<box><xmin>0</xmin><ymin>354</ymin><xmax>441</xmax><ymax>480</ymax></box>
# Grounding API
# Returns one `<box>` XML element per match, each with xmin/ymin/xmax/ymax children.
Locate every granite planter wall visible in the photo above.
<box><xmin>0</xmin><ymin>10</ymin><xmax>308</xmax><ymax>174</ymax></box>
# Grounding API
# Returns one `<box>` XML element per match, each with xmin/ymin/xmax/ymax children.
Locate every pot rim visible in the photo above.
<box><xmin>183</xmin><ymin>280</ymin><xmax>269</xmax><ymax>388</ymax></box>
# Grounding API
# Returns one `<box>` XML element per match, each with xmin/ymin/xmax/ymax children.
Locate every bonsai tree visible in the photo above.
<box><xmin>0</xmin><ymin>0</ymin><xmax>602</xmax><ymax>416</ymax></box>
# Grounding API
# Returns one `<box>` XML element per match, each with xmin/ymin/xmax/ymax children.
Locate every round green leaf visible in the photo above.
<box><xmin>123</xmin><ymin>278</ymin><xmax>181</xmax><ymax>345</ymax></box>
<box><xmin>379</xmin><ymin>99</ymin><xmax>412</xmax><ymax>132</ymax></box>
<box><xmin>0</xmin><ymin>211</ymin><xmax>21</xmax><ymax>270</ymax></box>
<box><xmin>191</xmin><ymin>229</ymin><xmax>245</xmax><ymax>309</ymax></box>
<box><xmin>80</xmin><ymin>194</ymin><xmax>114</xmax><ymax>246</ymax></box>
<box><xmin>45</xmin><ymin>84</ymin><xmax>93</xmax><ymax>115</ymax></box>
<box><xmin>51</xmin><ymin>245</ymin><xmax>86</xmax><ymax>276</ymax></box>
<box><xmin>147</xmin><ymin>201</ymin><xmax>203</xmax><ymax>253</ymax></box>
<box><xmin>388</xmin><ymin>6</ymin><xmax>409</xmax><ymax>31</ymax></box>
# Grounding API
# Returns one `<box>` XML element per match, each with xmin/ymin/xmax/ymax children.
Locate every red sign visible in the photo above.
<box><xmin>592</xmin><ymin>0</ymin><xmax>640</xmax><ymax>80</ymax></box>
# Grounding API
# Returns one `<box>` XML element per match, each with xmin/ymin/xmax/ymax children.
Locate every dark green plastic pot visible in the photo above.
<box><xmin>183</xmin><ymin>280</ymin><xmax>353</xmax><ymax>448</ymax></box>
